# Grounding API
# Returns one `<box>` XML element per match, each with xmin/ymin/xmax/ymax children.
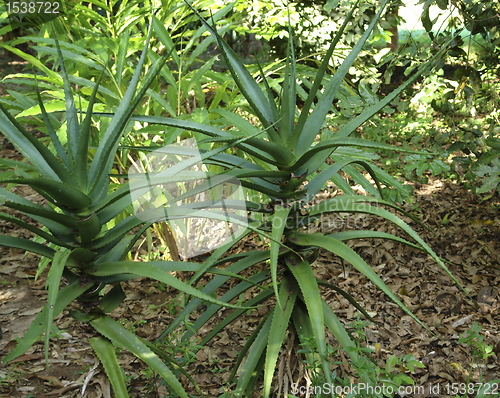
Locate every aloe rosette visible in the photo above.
<box><xmin>118</xmin><ymin>2</ymin><xmax>472</xmax><ymax>396</ymax></box>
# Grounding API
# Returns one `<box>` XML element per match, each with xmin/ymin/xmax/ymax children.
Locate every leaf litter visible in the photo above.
<box><xmin>0</xmin><ymin>172</ymin><xmax>498</xmax><ymax>397</ymax></box>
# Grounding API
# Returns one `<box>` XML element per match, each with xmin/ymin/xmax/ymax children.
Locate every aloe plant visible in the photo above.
<box><xmin>0</xmin><ymin>23</ymin><xmax>254</xmax><ymax>397</ymax></box>
<box><xmin>116</xmin><ymin>1</ymin><xmax>473</xmax><ymax>395</ymax></box>
<box><xmin>1</xmin><ymin>1</ymin><xmax>239</xmax><ymax>260</ymax></box>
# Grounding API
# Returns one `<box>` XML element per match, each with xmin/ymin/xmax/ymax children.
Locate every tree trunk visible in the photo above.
<box><xmin>388</xmin><ymin>7</ymin><xmax>399</xmax><ymax>52</ymax></box>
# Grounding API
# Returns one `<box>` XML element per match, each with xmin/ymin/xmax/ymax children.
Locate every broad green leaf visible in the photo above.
<box><xmin>254</xmin><ymin>58</ymin><xmax>279</xmax><ymax>121</ymax></box>
<box><xmin>293</xmin><ymin>137</ymin><xmax>425</xmax><ymax>171</ymax></box>
<box><xmin>89</xmin><ymin>337</ymin><xmax>129</xmax><ymax>398</ymax></box>
<box><xmin>77</xmin><ymin>64</ymin><xmax>108</xmax><ymax>191</ymax></box>
<box><xmin>147</xmin><ymin>89</ymin><xmax>176</xmax><ymax>117</ymax></box>
<box><xmin>233</xmin><ymin>314</ymin><xmax>272</xmax><ymax>398</ymax></box>
<box><xmin>0</xmin><ymin>178</ymin><xmax>91</xmax><ymax>210</ymax></box>
<box><xmin>68</xmin><ymin>75</ymin><xmax>121</xmax><ymax>100</ymax></box>
<box><xmin>308</xmin><ymin>194</ymin><xmax>425</xmax><ymax>228</ymax></box>
<box><xmin>263</xmin><ymin>274</ymin><xmax>297</xmax><ymax>398</ymax></box>
<box><xmin>89</xmin><ymin>182</ymin><xmax>132</xmax><ymax>213</ymax></box>
<box><xmin>116</xmin><ymin>29</ymin><xmax>130</xmax><ymax>88</ymax></box>
<box><xmin>90</xmin><ymin>215</ymin><xmax>142</xmax><ymax>249</ymax></box>
<box><xmin>364</xmin><ymin>162</ymin><xmax>412</xmax><ymax>198</ymax></box>
<box><xmin>324</xmin><ymin>0</ymin><xmax>340</xmax><ymax>11</ymax></box>
<box><xmin>93</xmin><ymin>280</ymin><xmax>125</xmax><ymax>309</ymax></box>
<box><xmin>279</xmin><ymin>30</ymin><xmax>295</xmax><ymax>145</ymax></box>
<box><xmin>90</xmin><ymin>262</ymin><xmax>252</xmax><ymax>310</ymax></box>
<box><xmin>17</xmin><ymin>36</ymin><xmax>105</xmax><ymax>67</ymax></box>
<box><xmin>95</xmin><ymin>195</ymin><xmax>133</xmax><ymax>225</ymax></box>
<box><xmin>0</xmin><ymin>24</ymin><xmax>13</xmax><ymax>36</ymax></box>
<box><xmin>98</xmin><ymin>232</ymin><xmax>137</xmax><ymax>264</ymax></box>
<box><xmin>77</xmin><ymin>212</ymin><xmax>102</xmax><ymax>244</ymax></box>
<box><xmin>291</xmin><ymin>302</ymin><xmax>322</xmax><ymax>378</ymax></box>
<box><xmin>422</xmin><ymin>1</ymin><xmax>433</xmax><ymax>32</ymax></box>
<box><xmin>305</xmin><ymin>158</ymin><xmax>383</xmax><ymax>201</ymax></box>
<box><xmin>2</xmin><ymin>201</ymin><xmax>76</xmax><ymax>231</ymax></box>
<box><xmin>33</xmin><ymin>45</ymin><xmax>103</xmax><ymax>71</ymax></box>
<box><xmin>208</xmin><ymin>80</ymin><xmax>229</xmax><ymax>111</ymax></box>
<box><xmin>214</xmin><ymin>108</ymin><xmax>264</xmax><ymax>136</ymax></box>
<box><xmin>1</xmin><ymin>45</ymin><xmax>62</xmax><ymax>82</ymax></box>
<box><xmin>0</xmin><ymin>213</ymin><xmax>71</xmax><ymax>248</ymax></box>
<box><xmin>270</xmin><ymin>206</ymin><xmax>291</xmax><ymax>311</ymax></box>
<box><xmin>8</xmin><ymin>90</ymin><xmax>36</xmax><ymax>109</ymax></box>
<box><xmin>295</xmin><ymin>0</ymin><xmax>389</xmax><ymax>155</ymax></box>
<box><xmin>72</xmin><ymin>3</ymin><xmax>109</xmax><ymax>27</ymax></box>
<box><xmin>17</xmin><ymin>100</ymin><xmax>69</xmax><ymax>118</ymax></box>
<box><xmin>284</xmin><ymin>253</ymin><xmax>332</xmax><ymax>387</ymax></box>
<box><xmin>0</xmin><ymin>235</ymin><xmax>56</xmax><ymax>261</ymax></box>
<box><xmin>0</xmin><ymin>103</ymin><xmax>72</xmax><ymax>183</ymax></box>
<box><xmin>88</xmin><ymin>22</ymin><xmax>159</xmax><ymax>201</ymax></box>
<box><xmin>343</xmin><ymin>163</ymin><xmax>380</xmax><ymax>196</ymax></box>
<box><xmin>477</xmin><ymin>175</ymin><xmax>500</xmax><ymax>193</ymax></box>
<box><xmin>331</xmin><ymin>230</ymin><xmax>421</xmax><ymax>251</ymax></box>
<box><xmin>288</xmin><ymin>232</ymin><xmax>431</xmax><ymax>333</ymax></box>
<box><xmin>34</xmin><ymin>79</ymin><xmax>71</xmax><ymax>171</ymax></box>
<box><xmin>0</xmin><ymin>186</ymin><xmax>77</xmax><ymax>228</ymax></box>
<box><xmin>90</xmin><ymin>315</ymin><xmax>189</xmax><ymax>398</ymax></box>
<box><xmin>0</xmin><ymin>158</ymin><xmax>36</xmax><ymax>173</ymax></box>
<box><xmin>152</xmin><ymin>15</ymin><xmax>180</xmax><ymax>66</ymax></box>
<box><xmin>53</xmin><ymin>34</ymin><xmax>80</xmax><ymax>167</ymax></box>
<box><xmin>45</xmin><ymin>248</ymin><xmax>71</xmax><ymax>365</ymax></box>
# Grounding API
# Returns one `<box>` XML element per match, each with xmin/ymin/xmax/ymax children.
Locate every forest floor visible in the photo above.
<box><xmin>1</xmin><ymin>55</ymin><xmax>500</xmax><ymax>398</ymax></box>
<box><xmin>0</xmin><ymin>156</ymin><xmax>499</xmax><ymax>397</ymax></box>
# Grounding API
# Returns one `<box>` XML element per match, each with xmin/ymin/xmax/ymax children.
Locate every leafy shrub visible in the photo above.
<box><xmin>449</xmin><ymin>124</ymin><xmax>500</xmax><ymax>195</ymax></box>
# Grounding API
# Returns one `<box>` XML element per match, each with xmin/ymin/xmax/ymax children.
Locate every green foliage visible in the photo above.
<box><xmin>411</xmin><ymin>0</ymin><xmax>500</xmax><ymax>118</ymax></box>
<box><xmin>458</xmin><ymin>322</ymin><xmax>495</xmax><ymax>363</ymax></box>
<box><xmin>0</xmin><ymin>1</ymin><xmax>488</xmax><ymax>396</ymax></box>
<box><xmin>1</xmin><ymin>0</ymin><xmax>237</xmax><ymax>120</ymax></box>
<box><xmin>290</xmin><ymin>315</ymin><xmax>424</xmax><ymax>398</ymax></box>
<box><xmin>123</xmin><ymin>1</ymin><xmax>469</xmax><ymax>395</ymax></box>
<box><xmin>359</xmin><ymin>99</ymin><xmax>500</xmax><ymax>197</ymax></box>
<box><xmin>0</xmin><ymin>19</ymin><xmax>235</xmax><ymax>397</ymax></box>
<box><xmin>218</xmin><ymin>0</ymin><xmax>396</xmax><ymax>60</ymax></box>
<box><xmin>473</xmin><ymin>132</ymin><xmax>500</xmax><ymax>195</ymax></box>
<box><xmin>454</xmin><ymin>322</ymin><xmax>499</xmax><ymax>398</ymax></box>
<box><xmin>346</xmin><ymin>316</ymin><xmax>424</xmax><ymax>395</ymax></box>
<box><xmin>444</xmin><ymin>117</ymin><xmax>500</xmax><ymax>195</ymax></box>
